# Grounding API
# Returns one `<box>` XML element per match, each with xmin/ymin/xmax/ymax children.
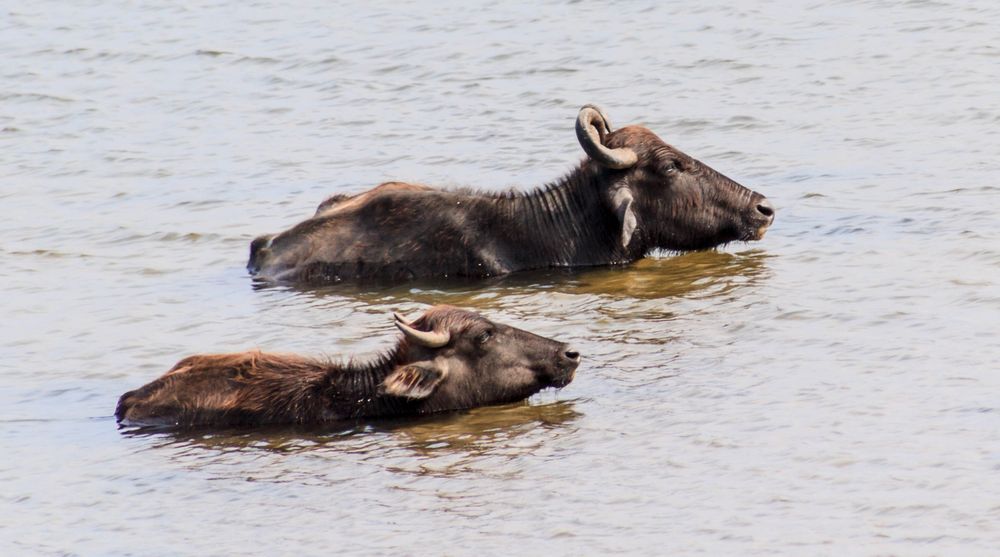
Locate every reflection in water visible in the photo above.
<box><xmin>123</xmin><ymin>400</ymin><xmax>580</xmax><ymax>464</ymax></box>
<box><xmin>259</xmin><ymin>249</ymin><xmax>772</xmax><ymax>308</ymax></box>
<box><xmin>545</xmin><ymin>249</ymin><xmax>772</xmax><ymax>300</ymax></box>
<box><xmin>381</xmin><ymin>400</ymin><xmax>580</xmax><ymax>458</ymax></box>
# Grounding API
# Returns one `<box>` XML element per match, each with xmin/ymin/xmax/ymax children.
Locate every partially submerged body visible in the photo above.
<box><xmin>248</xmin><ymin>105</ymin><xmax>775</xmax><ymax>285</ymax></box>
<box><xmin>249</xmin><ymin>176</ymin><xmax>628</xmax><ymax>283</ymax></box>
<box><xmin>116</xmin><ymin>306</ymin><xmax>580</xmax><ymax>428</ymax></box>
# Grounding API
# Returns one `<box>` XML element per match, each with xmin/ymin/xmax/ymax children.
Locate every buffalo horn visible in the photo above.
<box><xmin>575</xmin><ymin>104</ymin><xmax>638</xmax><ymax>169</ymax></box>
<box><xmin>393</xmin><ymin>312</ymin><xmax>451</xmax><ymax>348</ymax></box>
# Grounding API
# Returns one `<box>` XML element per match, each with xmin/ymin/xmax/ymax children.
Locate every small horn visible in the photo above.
<box><xmin>393</xmin><ymin>312</ymin><xmax>451</xmax><ymax>348</ymax></box>
<box><xmin>575</xmin><ymin>105</ymin><xmax>638</xmax><ymax>169</ymax></box>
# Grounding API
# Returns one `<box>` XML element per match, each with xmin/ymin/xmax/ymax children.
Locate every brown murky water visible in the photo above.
<box><xmin>2</xmin><ymin>1</ymin><xmax>999</xmax><ymax>554</ymax></box>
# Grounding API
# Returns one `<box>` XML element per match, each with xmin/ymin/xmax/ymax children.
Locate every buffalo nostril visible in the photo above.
<box><xmin>756</xmin><ymin>200</ymin><xmax>775</xmax><ymax>218</ymax></box>
<box><xmin>564</xmin><ymin>350</ymin><xmax>580</xmax><ymax>361</ymax></box>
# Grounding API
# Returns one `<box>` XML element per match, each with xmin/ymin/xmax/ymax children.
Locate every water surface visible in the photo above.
<box><xmin>2</xmin><ymin>1</ymin><xmax>999</xmax><ymax>555</ymax></box>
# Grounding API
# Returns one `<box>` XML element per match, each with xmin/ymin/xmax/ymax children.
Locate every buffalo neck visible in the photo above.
<box><xmin>317</xmin><ymin>347</ymin><xmax>423</xmax><ymax>419</ymax></box>
<box><xmin>491</xmin><ymin>164</ymin><xmax>635</xmax><ymax>268</ymax></box>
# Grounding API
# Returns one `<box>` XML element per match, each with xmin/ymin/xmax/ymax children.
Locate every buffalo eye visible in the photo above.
<box><xmin>476</xmin><ymin>330</ymin><xmax>493</xmax><ymax>345</ymax></box>
<box><xmin>661</xmin><ymin>160</ymin><xmax>684</xmax><ymax>174</ymax></box>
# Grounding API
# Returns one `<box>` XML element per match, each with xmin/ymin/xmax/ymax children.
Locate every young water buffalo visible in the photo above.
<box><xmin>115</xmin><ymin>306</ymin><xmax>580</xmax><ymax>428</ymax></box>
<box><xmin>248</xmin><ymin>105</ymin><xmax>775</xmax><ymax>284</ymax></box>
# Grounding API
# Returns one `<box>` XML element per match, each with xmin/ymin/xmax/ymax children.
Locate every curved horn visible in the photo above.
<box><xmin>393</xmin><ymin>312</ymin><xmax>451</xmax><ymax>348</ymax></box>
<box><xmin>575</xmin><ymin>105</ymin><xmax>638</xmax><ymax>169</ymax></box>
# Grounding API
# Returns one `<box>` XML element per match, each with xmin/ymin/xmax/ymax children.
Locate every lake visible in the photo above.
<box><xmin>2</xmin><ymin>1</ymin><xmax>998</xmax><ymax>554</ymax></box>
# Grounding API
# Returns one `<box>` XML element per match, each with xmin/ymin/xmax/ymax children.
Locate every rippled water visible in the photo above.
<box><xmin>3</xmin><ymin>1</ymin><xmax>999</xmax><ymax>554</ymax></box>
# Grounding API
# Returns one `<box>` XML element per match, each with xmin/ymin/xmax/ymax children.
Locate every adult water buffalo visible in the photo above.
<box><xmin>116</xmin><ymin>306</ymin><xmax>580</xmax><ymax>428</ymax></box>
<box><xmin>248</xmin><ymin>105</ymin><xmax>775</xmax><ymax>284</ymax></box>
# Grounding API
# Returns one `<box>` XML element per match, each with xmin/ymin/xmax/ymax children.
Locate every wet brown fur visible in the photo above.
<box><xmin>115</xmin><ymin>306</ymin><xmax>578</xmax><ymax>428</ymax></box>
<box><xmin>248</xmin><ymin>119</ymin><xmax>774</xmax><ymax>284</ymax></box>
<box><xmin>314</xmin><ymin>182</ymin><xmax>434</xmax><ymax>217</ymax></box>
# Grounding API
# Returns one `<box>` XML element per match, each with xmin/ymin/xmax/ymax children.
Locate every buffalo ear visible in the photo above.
<box><xmin>609</xmin><ymin>186</ymin><xmax>637</xmax><ymax>249</ymax></box>
<box><xmin>380</xmin><ymin>365</ymin><xmax>446</xmax><ymax>399</ymax></box>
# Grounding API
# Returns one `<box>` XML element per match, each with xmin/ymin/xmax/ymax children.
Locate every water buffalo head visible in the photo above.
<box><xmin>576</xmin><ymin>105</ymin><xmax>775</xmax><ymax>252</ymax></box>
<box><xmin>385</xmin><ymin>306</ymin><xmax>580</xmax><ymax>410</ymax></box>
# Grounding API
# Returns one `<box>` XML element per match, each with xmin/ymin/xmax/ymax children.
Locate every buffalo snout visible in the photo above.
<box><xmin>546</xmin><ymin>343</ymin><xmax>581</xmax><ymax>388</ymax></box>
<box><xmin>747</xmin><ymin>193</ymin><xmax>776</xmax><ymax>240</ymax></box>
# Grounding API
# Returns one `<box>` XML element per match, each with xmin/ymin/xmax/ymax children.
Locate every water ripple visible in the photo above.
<box><xmin>2</xmin><ymin>0</ymin><xmax>999</xmax><ymax>555</ymax></box>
